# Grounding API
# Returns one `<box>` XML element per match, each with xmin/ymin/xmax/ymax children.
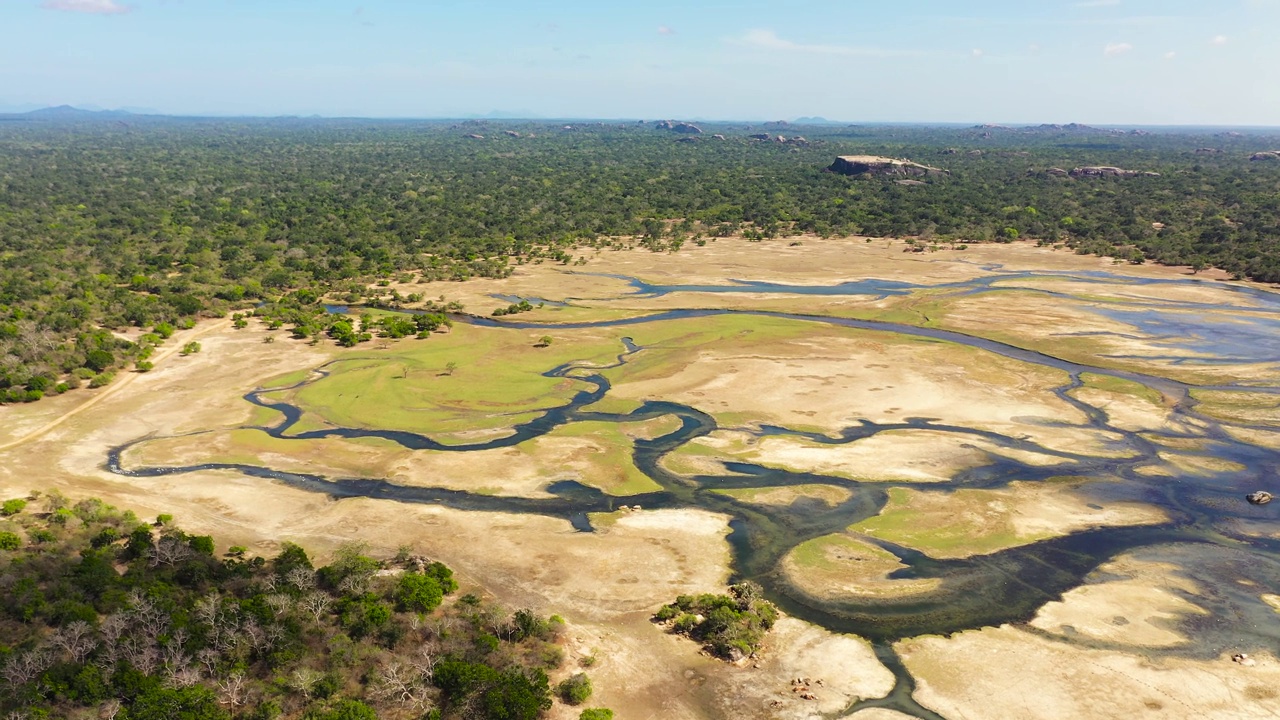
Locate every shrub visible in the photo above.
<box><xmin>557</xmin><ymin>673</ymin><xmax>593</xmax><ymax>705</ymax></box>
<box><xmin>1</xmin><ymin>498</ymin><xmax>28</xmax><ymax>516</ymax></box>
<box><xmin>580</xmin><ymin>710</ymin><xmax>614</xmax><ymax>720</ymax></box>
<box><xmin>0</xmin><ymin>531</ymin><xmax>21</xmax><ymax>550</ymax></box>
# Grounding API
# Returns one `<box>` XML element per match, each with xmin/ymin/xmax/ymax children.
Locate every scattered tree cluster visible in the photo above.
<box><xmin>0</xmin><ymin>491</ymin><xmax>605</xmax><ymax>720</ymax></box>
<box><xmin>654</xmin><ymin>582</ymin><xmax>778</xmax><ymax>661</ymax></box>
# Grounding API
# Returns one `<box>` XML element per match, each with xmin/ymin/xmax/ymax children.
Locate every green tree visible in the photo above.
<box><xmin>580</xmin><ymin>710</ymin><xmax>614</xmax><ymax>720</ymax></box>
<box><xmin>558</xmin><ymin>673</ymin><xmax>593</xmax><ymax>705</ymax></box>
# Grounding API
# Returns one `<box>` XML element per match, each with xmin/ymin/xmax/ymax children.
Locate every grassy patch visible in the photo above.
<box><xmin>1079</xmin><ymin>373</ymin><xmax>1164</xmax><ymax>406</ymax></box>
<box><xmin>289</xmin><ymin>324</ymin><xmax>626</xmax><ymax>435</ymax></box>
<box><xmin>850</xmin><ymin>487</ymin><xmax>1049</xmax><ymax>557</ymax></box>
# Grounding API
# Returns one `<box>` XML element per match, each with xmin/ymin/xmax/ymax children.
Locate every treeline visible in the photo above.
<box><xmin>0</xmin><ymin>492</ymin><xmax>607</xmax><ymax>719</ymax></box>
<box><xmin>2</xmin><ymin>119</ymin><xmax>1279</xmax><ymax>403</ymax></box>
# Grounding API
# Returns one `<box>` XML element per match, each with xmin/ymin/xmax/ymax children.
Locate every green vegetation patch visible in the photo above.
<box><xmin>654</xmin><ymin>582</ymin><xmax>778</xmax><ymax>661</ymax></box>
<box><xmin>291</xmin><ymin>324</ymin><xmax>625</xmax><ymax>435</ymax></box>
<box><xmin>0</xmin><ymin>491</ymin><xmax>580</xmax><ymax>720</ymax></box>
<box><xmin>850</xmin><ymin>487</ymin><xmax>1050</xmax><ymax>557</ymax></box>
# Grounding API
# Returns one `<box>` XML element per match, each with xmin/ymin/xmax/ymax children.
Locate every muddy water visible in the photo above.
<box><xmin>108</xmin><ymin>277</ymin><xmax>1280</xmax><ymax>720</ymax></box>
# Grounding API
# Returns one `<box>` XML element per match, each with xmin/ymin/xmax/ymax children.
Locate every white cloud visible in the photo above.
<box><xmin>1028</xmin><ymin>43</ymin><xmax>1042</xmax><ymax>53</ymax></box>
<box><xmin>1104</xmin><ymin>42</ymin><xmax>1134</xmax><ymax>56</ymax></box>
<box><xmin>1163</xmin><ymin>50</ymin><xmax>1176</xmax><ymax>60</ymax></box>
<box><xmin>657</xmin><ymin>25</ymin><xmax>675</xmax><ymax>35</ymax></box>
<box><xmin>1211</xmin><ymin>34</ymin><xmax>1228</xmax><ymax>45</ymax></box>
<box><xmin>971</xmin><ymin>48</ymin><xmax>985</xmax><ymax>58</ymax></box>
<box><xmin>41</xmin><ymin>0</ymin><xmax>130</xmax><ymax>13</ymax></box>
<box><xmin>735</xmin><ymin>29</ymin><xmax>909</xmax><ymax>57</ymax></box>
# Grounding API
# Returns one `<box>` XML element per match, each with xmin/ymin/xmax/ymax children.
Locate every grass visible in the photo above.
<box><xmin>849</xmin><ymin>487</ymin><xmax>1048</xmax><ymax>557</ymax></box>
<box><xmin>289</xmin><ymin>324</ymin><xmax>626</xmax><ymax>435</ymax></box>
<box><xmin>1079</xmin><ymin>373</ymin><xmax>1164</xmax><ymax>407</ymax></box>
<box><xmin>530</xmin><ymin>421</ymin><xmax>661</xmax><ymax>496</ymax></box>
<box><xmin>787</xmin><ymin>532</ymin><xmax>897</xmax><ymax>572</ymax></box>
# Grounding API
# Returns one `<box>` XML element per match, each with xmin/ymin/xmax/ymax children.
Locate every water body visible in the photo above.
<box><xmin>109</xmin><ymin>279</ymin><xmax>1280</xmax><ymax>720</ymax></box>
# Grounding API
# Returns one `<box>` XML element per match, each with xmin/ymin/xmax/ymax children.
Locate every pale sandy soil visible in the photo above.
<box><xmin>708</xmin><ymin>618</ymin><xmax>895</xmax><ymax>719</ymax></box>
<box><xmin>898</xmin><ymin>627</ymin><xmax>1280</xmax><ymax>720</ymax></box>
<box><xmin>1031</xmin><ymin>554</ymin><xmax>1207</xmax><ymax>648</ymax></box>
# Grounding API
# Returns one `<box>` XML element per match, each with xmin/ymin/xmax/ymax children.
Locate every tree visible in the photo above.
<box><xmin>558</xmin><ymin>673</ymin><xmax>593</xmax><ymax>705</ymax></box>
<box><xmin>395</xmin><ymin>572</ymin><xmax>444</xmax><ymax>613</ymax></box>
<box><xmin>537</xmin><ymin>335</ymin><xmax>553</xmax><ymax>347</ymax></box>
<box><xmin>181</xmin><ymin>341</ymin><xmax>202</xmax><ymax>356</ymax></box>
<box><xmin>443</xmin><ymin>361</ymin><xmax>459</xmax><ymax>376</ymax></box>
<box><xmin>123</xmin><ymin>685</ymin><xmax>229</xmax><ymax>720</ymax></box>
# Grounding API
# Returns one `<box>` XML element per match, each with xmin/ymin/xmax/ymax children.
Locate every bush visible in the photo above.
<box><xmin>580</xmin><ymin>710</ymin><xmax>614</xmax><ymax>720</ymax></box>
<box><xmin>1</xmin><ymin>498</ymin><xmax>28</xmax><ymax>516</ymax></box>
<box><xmin>0</xmin><ymin>531</ymin><xmax>21</xmax><ymax>550</ymax></box>
<box><xmin>89</xmin><ymin>373</ymin><xmax>114</xmax><ymax>388</ymax></box>
<box><xmin>557</xmin><ymin>673</ymin><xmax>593</xmax><ymax>705</ymax></box>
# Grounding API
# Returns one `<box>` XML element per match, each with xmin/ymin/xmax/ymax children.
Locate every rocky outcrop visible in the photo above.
<box><xmin>464</xmin><ymin>133</ymin><xmax>485</xmax><ymax>139</ymax></box>
<box><xmin>1250</xmin><ymin>151</ymin><xmax>1280</xmax><ymax>161</ymax></box>
<box><xmin>1247</xmin><ymin>491</ymin><xmax>1273</xmax><ymax>506</ymax></box>
<box><xmin>1070</xmin><ymin>166</ymin><xmax>1160</xmax><ymax>178</ymax></box>
<box><xmin>1046</xmin><ymin>167</ymin><xmax>1070</xmax><ymax>177</ymax></box>
<box><xmin>503</xmin><ymin>130</ymin><xmax>521</xmax><ymax>138</ymax></box>
<box><xmin>749</xmin><ymin>133</ymin><xmax>771</xmax><ymax>140</ymax></box>
<box><xmin>712</xmin><ymin>134</ymin><xmax>726</xmax><ymax>140</ymax></box>
<box><xmin>676</xmin><ymin>136</ymin><xmax>698</xmax><ymax>143</ymax></box>
<box><xmin>829</xmin><ymin>155</ymin><xmax>948</xmax><ymax>178</ymax></box>
<box><xmin>1194</xmin><ymin>148</ymin><xmax>1222</xmax><ymax>154</ymax></box>
<box><xmin>655</xmin><ymin>120</ymin><xmax>702</xmax><ymax>134</ymax></box>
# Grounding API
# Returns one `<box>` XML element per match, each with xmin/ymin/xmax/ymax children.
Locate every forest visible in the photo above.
<box><xmin>1</xmin><ymin>114</ymin><xmax>1278</xmax><ymax>403</ymax></box>
<box><xmin>0</xmin><ymin>491</ymin><xmax>611</xmax><ymax>720</ymax></box>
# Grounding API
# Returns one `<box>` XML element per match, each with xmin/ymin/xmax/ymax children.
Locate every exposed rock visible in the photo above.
<box><xmin>1232</xmin><ymin>653</ymin><xmax>1257</xmax><ymax>667</ymax></box>
<box><xmin>654</xmin><ymin>120</ymin><xmax>702</xmax><ymax>134</ymax></box>
<box><xmin>1046</xmin><ymin>167</ymin><xmax>1070</xmax><ymax>177</ymax></box>
<box><xmin>1194</xmin><ymin>148</ymin><xmax>1223</xmax><ymax>154</ymax></box>
<box><xmin>895</xmin><ymin>179</ymin><xmax>926</xmax><ymax>186</ymax></box>
<box><xmin>764</xmin><ymin>120</ymin><xmax>791</xmax><ymax>129</ymax></box>
<box><xmin>748</xmin><ymin>133</ymin><xmax>772</xmax><ymax>140</ymax></box>
<box><xmin>1250</xmin><ymin>151</ymin><xmax>1280</xmax><ymax>161</ymax></box>
<box><xmin>791</xmin><ymin>136</ymin><xmax>809</xmax><ymax>146</ymax></box>
<box><xmin>941</xmin><ymin>148</ymin><xmax>960</xmax><ymax>155</ymax></box>
<box><xmin>1247</xmin><ymin>491</ymin><xmax>1273</xmax><ymax>506</ymax></box>
<box><xmin>503</xmin><ymin>130</ymin><xmax>521</xmax><ymax>138</ymax></box>
<box><xmin>676</xmin><ymin>136</ymin><xmax>698</xmax><ymax>143</ymax></box>
<box><xmin>712</xmin><ymin>134</ymin><xmax>726</xmax><ymax>140</ymax></box>
<box><xmin>829</xmin><ymin>155</ymin><xmax>948</xmax><ymax>178</ymax></box>
<box><xmin>967</xmin><ymin>150</ymin><xmax>983</xmax><ymax>157</ymax></box>
<box><xmin>1070</xmin><ymin>166</ymin><xmax>1159</xmax><ymax>178</ymax></box>
<box><xmin>464</xmin><ymin>133</ymin><xmax>485</xmax><ymax>139</ymax></box>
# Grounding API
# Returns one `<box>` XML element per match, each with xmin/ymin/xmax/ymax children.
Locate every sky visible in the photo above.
<box><xmin>2</xmin><ymin>0</ymin><xmax>1278</xmax><ymax>124</ymax></box>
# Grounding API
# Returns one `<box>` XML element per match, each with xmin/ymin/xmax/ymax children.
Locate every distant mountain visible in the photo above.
<box><xmin>793</xmin><ymin>116</ymin><xmax>842</xmax><ymax>125</ymax></box>
<box><xmin>22</xmin><ymin>105</ymin><xmax>136</xmax><ymax>119</ymax></box>
<box><xmin>463</xmin><ymin>110</ymin><xmax>543</xmax><ymax>120</ymax></box>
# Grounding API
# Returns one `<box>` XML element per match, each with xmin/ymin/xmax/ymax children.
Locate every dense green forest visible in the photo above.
<box><xmin>0</xmin><ymin>491</ymin><xmax>607</xmax><ymax>719</ymax></box>
<box><xmin>1</xmin><ymin>115</ymin><xmax>1278</xmax><ymax>403</ymax></box>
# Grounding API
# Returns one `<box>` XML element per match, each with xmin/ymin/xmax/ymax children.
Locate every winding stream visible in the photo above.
<box><xmin>107</xmin><ymin>274</ymin><xmax>1280</xmax><ymax>720</ymax></box>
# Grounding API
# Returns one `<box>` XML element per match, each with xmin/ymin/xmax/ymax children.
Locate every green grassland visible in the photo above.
<box><xmin>288</xmin><ymin>324</ymin><xmax>626</xmax><ymax>435</ymax></box>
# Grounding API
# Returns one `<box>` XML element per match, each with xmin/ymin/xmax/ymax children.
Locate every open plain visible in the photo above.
<box><xmin>2</xmin><ymin>236</ymin><xmax>1279</xmax><ymax>719</ymax></box>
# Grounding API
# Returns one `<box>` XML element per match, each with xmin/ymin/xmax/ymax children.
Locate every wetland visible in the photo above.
<box><xmin>42</xmin><ymin>237</ymin><xmax>1278</xmax><ymax>719</ymax></box>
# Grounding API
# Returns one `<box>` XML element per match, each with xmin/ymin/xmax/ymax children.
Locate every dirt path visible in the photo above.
<box><xmin>0</xmin><ymin>319</ymin><xmax>232</xmax><ymax>454</ymax></box>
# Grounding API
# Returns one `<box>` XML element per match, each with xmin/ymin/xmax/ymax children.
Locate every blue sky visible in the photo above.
<box><xmin>3</xmin><ymin>0</ymin><xmax>1278</xmax><ymax>124</ymax></box>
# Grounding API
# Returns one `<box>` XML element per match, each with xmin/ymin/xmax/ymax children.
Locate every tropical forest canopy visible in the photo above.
<box><xmin>1</xmin><ymin>114</ymin><xmax>1279</xmax><ymax>402</ymax></box>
